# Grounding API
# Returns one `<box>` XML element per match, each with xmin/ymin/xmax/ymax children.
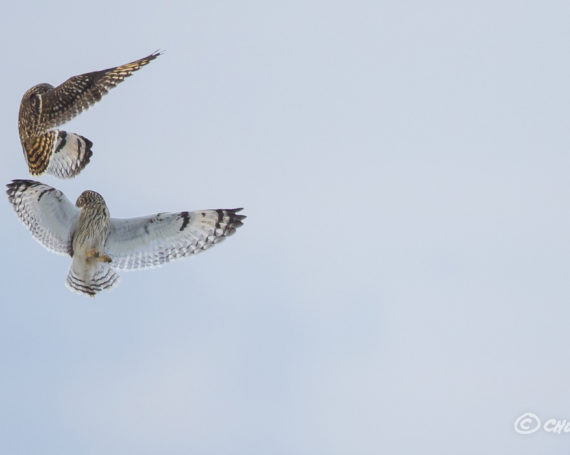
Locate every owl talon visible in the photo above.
<box><xmin>86</xmin><ymin>248</ymin><xmax>112</xmax><ymax>263</ymax></box>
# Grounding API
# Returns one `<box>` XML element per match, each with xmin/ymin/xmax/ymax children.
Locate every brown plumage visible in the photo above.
<box><xmin>18</xmin><ymin>51</ymin><xmax>160</xmax><ymax>178</ymax></box>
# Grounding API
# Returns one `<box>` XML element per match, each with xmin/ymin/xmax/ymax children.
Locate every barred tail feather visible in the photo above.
<box><xmin>66</xmin><ymin>260</ymin><xmax>120</xmax><ymax>297</ymax></box>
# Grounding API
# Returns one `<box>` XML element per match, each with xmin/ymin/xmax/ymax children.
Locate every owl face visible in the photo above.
<box><xmin>19</xmin><ymin>84</ymin><xmax>55</xmax><ymax>133</ymax></box>
<box><xmin>76</xmin><ymin>190</ymin><xmax>106</xmax><ymax>209</ymax></box>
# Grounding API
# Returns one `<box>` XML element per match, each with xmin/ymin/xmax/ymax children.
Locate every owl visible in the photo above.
<box><xmin>18</xmin><ymin>52</ymin><xmax>160</xmax><ymax>178</ymax></box>
<box><xmin>6</xmin><ymin>180</ymin><xmax>245</xmax><ymax>297</ymax></box>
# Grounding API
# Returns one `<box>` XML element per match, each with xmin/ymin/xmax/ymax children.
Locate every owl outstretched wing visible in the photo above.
<box><xmin>6</xmin><ymin>179</ymin><xmax>79</xmax><ymax>255</ymax></box>
<box><xmin>36</xmin><ymin>51</ymin><xmax>161</xmax><ymax>131</ymax></box>
<box><xmin>105</xmin><ymin>209</ymin><xmax>246</xmax><ymax>270</ymax></box>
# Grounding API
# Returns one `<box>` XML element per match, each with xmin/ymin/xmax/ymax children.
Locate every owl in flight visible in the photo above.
<box><xmin>6</xmin><ymin>180</ymin><xmax>245</xmax><ymax>297</ymax></box>
<box><xmin>18</xmin><ymin>52</ymin><xmax>160</xmax><ymax>179</ymax></box>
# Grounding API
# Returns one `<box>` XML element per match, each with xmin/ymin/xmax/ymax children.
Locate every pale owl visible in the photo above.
<box><xmin>7</xmin><ymin>180</ymin><xmax>245</xmax><ymax>297</ymax></box>
<box><xmin>18</xmin><ymin>52</ymin><xmax>160</xmax><ymax>179</ymax></box>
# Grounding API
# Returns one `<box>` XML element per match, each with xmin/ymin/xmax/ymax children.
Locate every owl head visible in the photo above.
<box><xmin>21</xmin><ymin>83</ymin><xmax>54</xmax><ymax>104</ymax></box>
<box><xmin>76</xmin><ymin>190</ymin><xmax>106</xmax><ymax>209</ymax></box>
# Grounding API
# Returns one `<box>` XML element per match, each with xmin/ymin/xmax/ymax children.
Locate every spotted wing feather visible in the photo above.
<box><xmin>105</xmin><ymin>209</ymin><xmax>245</xmax><ymax>270</ymax></box>
<box><xmin>6</xmin><ymin>179</ymin><xmax>79</xmax><ymax>255</ymax></box>
<box><xmin>37</xmin><ymin>51</ymin><xmax>160</xmax><ymax>130</ymax></box>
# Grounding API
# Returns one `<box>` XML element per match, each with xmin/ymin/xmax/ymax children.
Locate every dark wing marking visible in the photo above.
<box><xmin>105</xmin><ymin>208</ymin><xmax>245</xmax><ymax>270</ymax></box>
<box><xmin>6</xmin><ymin>179</ymin><xmax>80</xmax><ymax>255</ymax></box>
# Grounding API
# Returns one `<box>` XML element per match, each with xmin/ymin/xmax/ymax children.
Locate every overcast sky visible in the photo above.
<box><xmin>1</xmin><ymin>1</ymin><xmax>569</xmax><ymax>454</ymax></box>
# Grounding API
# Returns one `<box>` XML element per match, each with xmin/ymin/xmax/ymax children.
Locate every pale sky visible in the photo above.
<box><xmin>1</xmin><ymin>1</ymin><xmax>570</xmax><ymax>454</ymax></box>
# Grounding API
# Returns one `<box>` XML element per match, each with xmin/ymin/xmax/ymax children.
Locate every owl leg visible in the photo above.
<box><xmin>98</xmin><ymin>254</ymin><xmax>113</xmax><ymax>263</ymax></box>
<box><xmin>86</xmin><ymin>248</ymin><xmax>112</xmax><ymax>263</ymax></box>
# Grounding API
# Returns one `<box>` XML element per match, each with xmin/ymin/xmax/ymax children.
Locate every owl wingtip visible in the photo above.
<box><xmin>6</xmin><ymin>179</ymin><xmax>38</xmax><ymax>192</ymax></box>
<box><xmin>229</xmin><ymin>208</ymin><xmax>246</xmax><ymax>221</ymax></box>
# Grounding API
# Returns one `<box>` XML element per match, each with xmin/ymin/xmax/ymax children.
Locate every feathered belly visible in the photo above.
<box><xmin>72</xmin><ymin>212</ymin><xmax>109</xmax><ymax>258</ymax></box>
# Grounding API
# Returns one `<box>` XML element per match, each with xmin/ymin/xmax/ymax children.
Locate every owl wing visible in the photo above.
<box><xmin>38</xmin><ymin>51</ymin><xmax>160</xmax><ymax>129</ymax></box>
<box><xmin>6</xmin><ymin>179</ymin><xmax>79</xmax><ymax>255</ymax></box>
<box><xmin>105</xmin><ymin>209</ymin><xmax>245</xmax><ymax>270</ymax></box>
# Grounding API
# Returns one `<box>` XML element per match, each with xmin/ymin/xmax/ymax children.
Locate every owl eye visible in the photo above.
<box><xmin>30</xmin><ymin>93</ymin><xmax>41</xmax><ymax>108</ymax></box>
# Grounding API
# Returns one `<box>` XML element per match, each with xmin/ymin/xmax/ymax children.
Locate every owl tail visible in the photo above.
<box><xmin>65</xmin><ymin>258</ymin><xmax>120</xmax><ymax>297</ymax></box>
<box><xmin>24</xmin><ymin>130</ymin><xmax>93</xmax><ymax>178</ymax></box>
